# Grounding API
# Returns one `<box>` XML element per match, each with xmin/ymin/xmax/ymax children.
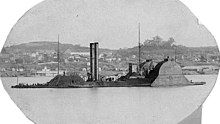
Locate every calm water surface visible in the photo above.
<box><xmin>1</xmin><ymin>75</ymin><xmax>217</xmax><ymax>124</ymax></box>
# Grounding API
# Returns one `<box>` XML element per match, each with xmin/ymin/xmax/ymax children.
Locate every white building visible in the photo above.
<box><xmin>36</xmin><ymin>66</ymin><xmax>65</xmax><ymax>77</ymax></box>
<box><xmin>70</xmin><ymin>52</ymin><xmax>90</xmax><ymax>56</ymax></box>
<box><xmin>182</xmin><ymin>65</ymin><xmax>219</xmax><ymax>72</ymax></box>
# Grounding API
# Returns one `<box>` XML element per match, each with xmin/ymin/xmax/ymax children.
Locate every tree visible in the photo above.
<box><xmin>163</xmin><ymin>37</ymin><xmax>175</xmax><ymax>48</ymax></box>
<box><xmin>199</xmin><ymin>55</ymin><xmax>207</xmax><ymax>62</ymax></box>
<box><xmin>15</xmin><ymin>58</ymin><xmax>24</xmax><ymax>64</ymax></box>
<box><xmin>152</xmin><ymin>36</ymin><xmax>163</xmax><ymax>44</ymax></box>
<box><xmin>1</xmin><ymin>47</ymin><xmax>7</xmax><ymax>54</ymax></box>
<box><xmin>167</xmin><ymin>37</ymin><xmax>175</xmax><ymax>45</ymax></box>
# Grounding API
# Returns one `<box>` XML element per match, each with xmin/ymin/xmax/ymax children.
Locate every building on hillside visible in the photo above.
<box><xmin>71</xmin><ymin>52</ymin><xmax>90</xmax><ymax>56</ymax></box>
<box><xmin>36</xmin><ymin>66</ymin><xmax>65</xmax><ymax>77</ymax></box>
<box><xmin>63</xmin><ymin>49</ymin><xmax>72</xmax><ymax>55</ymax></box>
<box><xmin>182</xmin><ymin>65</ymin><xmax>219</xmax><ymax>72</ymax></box>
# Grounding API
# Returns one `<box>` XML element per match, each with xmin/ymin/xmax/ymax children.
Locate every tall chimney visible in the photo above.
<box><xmin>94</xmin><ymin>42</ymin><xmax>99</xmax><ymax>81</ymax></box>
<box><xmin>90</xmin><ymin>42</ymin><xmax>99</xmax><ymax>81</ymax></box>
<box><xmin>90</xmin><ymin>43</ymin><xmax>93</xmax><ymax>81</ymax></box>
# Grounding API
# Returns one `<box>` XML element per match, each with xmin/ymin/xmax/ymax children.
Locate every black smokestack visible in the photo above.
<box><xmin>90</xmin><ymin>42</ymin><xmax>99</xmax><ymax>81</ymax></box>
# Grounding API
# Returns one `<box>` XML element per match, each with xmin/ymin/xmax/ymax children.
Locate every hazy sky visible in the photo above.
<box><xmin>5</xmin><ymin>0</ymin><xmax>217</xmax><ymax>49</ymax></box>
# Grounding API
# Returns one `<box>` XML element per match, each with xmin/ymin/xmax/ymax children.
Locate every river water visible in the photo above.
<box><xmin>0</xmin><ymin>75</ymin><xmax>218</xmax><ymax>124</ymax></box>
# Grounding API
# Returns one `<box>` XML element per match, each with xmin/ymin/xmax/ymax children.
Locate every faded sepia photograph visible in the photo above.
<box><xmin>0</xmin><ymin>0</ymin><xmax>219</xmax><ymax>124</ymax></box>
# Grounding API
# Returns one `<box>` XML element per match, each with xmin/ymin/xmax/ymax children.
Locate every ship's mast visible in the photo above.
<box><xmin>138</xmin><ymin>23</ymin><xmax>141</xmax><ymax>74</ymax></box>
<box><xmin>16</xmin><ymin>64</ymin><xmax>19</xmax><ymax>85</ymax></box>
<box><xmin>57</xmin><ymin>35</ymin><xmax>60</xmax><ymax>75</ymax></box>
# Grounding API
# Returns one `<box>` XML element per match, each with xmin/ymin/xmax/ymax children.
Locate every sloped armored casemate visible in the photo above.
<box><xmin>151</xmin><ymin>60</ymin><xmax>191</xmax><ymax>87</ymax></box>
